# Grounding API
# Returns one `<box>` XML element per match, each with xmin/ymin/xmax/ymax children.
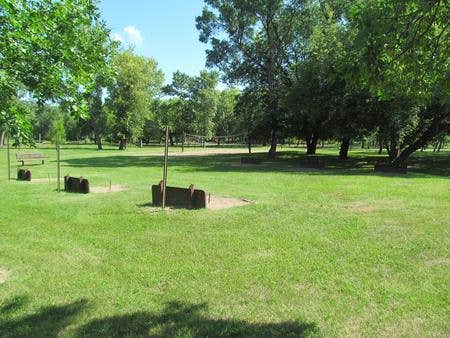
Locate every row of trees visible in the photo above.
<box><xmin>196</xmin><ymin>0</ymin><xmax>449</xmax><ymax>166</ymax></box>
<box><xmin>21</xmin><ymin>62</ymin><xmax>243</xmax><ymax>150</ymax></box>
<box><xmin>0</xmin><ymin>1</ymin><xmax>243</xmax><ymax>151</ymax></box>
<box><xmin>1</xmin><ymin>0</ymin><xmax>449</xmax><ymax>168</ymax></box>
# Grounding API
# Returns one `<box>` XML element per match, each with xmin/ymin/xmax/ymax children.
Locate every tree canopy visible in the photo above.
<box><xmin>0</xmin><ymin>0</ymin><xmax>114</xmax><ymax>144</ymax></box>
<box><xmin>1</xmin><ymin>0</ymin><xmax>448</xmax><ymax>167</ymax></box>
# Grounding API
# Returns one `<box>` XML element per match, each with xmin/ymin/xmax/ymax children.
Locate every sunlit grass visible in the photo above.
<box><xmin>0</xmin><ymin>144</ymin><xmax>449</xmax><ymax>336</ymax></box>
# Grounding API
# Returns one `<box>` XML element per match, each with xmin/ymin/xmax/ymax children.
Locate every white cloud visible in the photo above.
<box><xmin>110</xmin><ymin>32</ymin><xmax>124</xmax><ymax>43</ymax></box>
<box><xmin>123</xmin><ymin>25</ymin><xmax>144</xmax><ymax>46</ymax></box>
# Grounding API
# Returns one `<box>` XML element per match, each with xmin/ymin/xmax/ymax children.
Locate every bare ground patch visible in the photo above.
<box><xmin>207</xmin><ymin>195</ymin><xmax>250</xmax><ymax>210</ymax></box>
<box><xmin>30</xmin><ymin>177</ymin><xmax>56</xmax><ymax>183</ymax></box>
<box><xmin>129</xmin><ymin>148</ymin><xmax>265</xmax><ymax>158</ymax></box>
<box><xmin>138</xmin><ymin>195</ymin><xmax>250</xmax><ymax>213</ymax></box>
<box><xmin>381</xmin><ymin>316</ymin><xmax>427</xmax><ymax>337</ymax></box>
<box><xmin>345</xmin><ymin>198</ymin><xmax>407</xmax><ymax>214</ymax></box>
<box><xmin>0</xmin><ymin>267</ymin><xmax>11</xmax><ymax>284</ymax></box>
<box><xmin>136</xmin><ymin>203</ymin><xmax>176</xmax><ymax>214</ymax></box>
<box><xmin>90</xmin><ymin>185</ymin><xmax>128</xmax><ymax>194</ymax></box>
<box><xmin>60</xmin><ymin>249</ymin><xmax>102</xmax><ymax>267</ymax></box>
<box><xmin>425</xmin><ymin>258</ymin><xmax>450</xmax><ymax>267</ymax></box>
<box><xmin>243</xmin><ymin>249</ymin><xmax>275</xmax><ymax>261</ymax></box>
<box><xmin>169</xmin><ymin>148</ymin><xmax>265</xmax><ymax>157</ymax></box>
<box><xmin>326</xmin><ymin>191</ymin><xmax>344</xmax><ymax>198</ymax></box>
<box><xmin>345</xmin><ymin>201</ymin><xmax>379</xmax><ymax>214</ymax></box>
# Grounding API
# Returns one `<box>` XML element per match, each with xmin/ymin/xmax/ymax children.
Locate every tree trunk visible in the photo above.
<box><xmin>387</xmin><ymin>137</ymin><xmax>400</xmax><ymax>161</ymax></box>
<box><xmin>391</xmin><ymin>147</ymin><xmax>414</xmax><ymax>167</ymax></box>
<box><xmin>306</xmin><ymin>134</ymin><xmax>318</xmax><ymax>155</ymax></box>
<box><xmin>266</xmin><ymin>27</ymin><xmax>278</xmax><ymax>160</ymax></box>
<box><xmin>96</xmin><ymin>134</ymin><xmax>103</xmax><ymax>150</ymax></box>
<box><xmin>119</xmin><ymin>138</ymin><xmax>127</xmax><ymax>150</ymax></box>
<box><xmin>169</xmin><ymin>131</ymin><xmax>174</xmax><ymax>146</ymax></box>
<box><xmin>339</xmin><ymin>138</ymin><xmax>351</xmax><ymax>160</ymax></box>
<box><xmin>0</xmin><ymin>131</ymin><xmax>4</xmax><ymax>148</ymax></box>
<box><xmin>247</xmin><ymin>136</ymin><xmax>252</xmax><ymax>154</ymax></box>
<box><xmin>378</xmin><ymin>138</ymin><xmax>383</xmax><ymax>154</ymax></box>
<box><xmin>391</xmin><ymin>109</ymin><xmax>449</xmax><ymax>167</ymax></box>
<box><xmin>268</xmin><ymin>127</ymin><xmax>277</xmax><ymax>159</ymax></box>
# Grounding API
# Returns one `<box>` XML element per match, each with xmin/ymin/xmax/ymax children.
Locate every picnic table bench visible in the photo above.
<box><xmin>16</xmin><ymin>152</ymin><xmax>48</xmax><ymax>166</ymax></box>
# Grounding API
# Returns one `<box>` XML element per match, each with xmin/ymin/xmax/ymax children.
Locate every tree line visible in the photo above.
<box><xmin>197</xmin><ymin>0</ymin><xmax>449</xmax><ymax>166</ymax></box>
<box><xmin>1</xmin><ymin>0</ymin><xmax>448</xmax><ymax>168</ymax></box>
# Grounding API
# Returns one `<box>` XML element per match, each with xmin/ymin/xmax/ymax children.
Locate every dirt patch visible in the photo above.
<box><xmin>0</xmin><ymin>267</ymin><xmax>11</xmax><ymax>284</ymax></box>
<box><xmin>137</xmin><ymin>203</ymin><xmax>176</xmax><ymax>214</ymax></box>
<box><xmin>139</xmin><ymin>195</ymin><xmax>250</xmax><ymax>212</ymax></box>
<box><xmin>170</xmin><ymin>148</ymin><xmax>264</xmax><ymax>157</ymax></box>
<box><xmin>31</xmin><ymin>177</ymin><xmax>56</xmax><ymax>183</ymax></box>
<box><xmin>293</xmin><ymin>283</ymin><xmax>308</xmax><ymax>293</ymax></box>
<box><xmin>90</xmin><ymin>185</ymin><xmax>128</xmax><ymax>194</ymax></box>
<box><xmin>345</xmin><ymin>198</ymin><xmax>407</xmax><ymax>214</ymax></box>
<box><xmin>207</xmin><ymin>195</ymin><xmax>250</xmax><ymax>210</ymax></box>
<box><xmin>345</xmin><ymin>201</ymin><xmax>378</xmax><ymax>214</ymax></box>
<box><xmin>244</xmin><ymin>249</ymin><xmax>275</xmax><ymax>261</ymax></box>
<box><xmin>381</xmin><ymin>316</ymin><xmax>425</xmax><ymax>337</ymax></box>
<box><xmin>425</xmin><ymin>258</ymin><xmax>450</xmax><ymax>267</ymax></box>
<box><xmin>327</xmin><ymin>191</ymin><xmax>343</xmax><ymax>198</ymax></box>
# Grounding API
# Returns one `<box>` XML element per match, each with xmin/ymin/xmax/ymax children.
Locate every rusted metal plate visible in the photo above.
<box><xmin>17</xmin><ymin>169</ymin><xmax>31</xmax><ymax>181</ymax></box>
<box><xmin>64</xmin><ymin>176</ymin><xmax>90</xmax><ymax>193</ymax></box>
<box><xmin>152</xmin><ymin>182</ymin><xmax>207</xmax><ymax>209</ymax></box>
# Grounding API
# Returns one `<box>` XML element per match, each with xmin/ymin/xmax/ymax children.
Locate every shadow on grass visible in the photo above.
<box><xmin>77</xmin><ymin>301</ymin><xmax>318</xmax><ymax>337</ymax></box>
<box><xmin>0</xmin><ymin>297</ymin><xmax>88</xmax><ymax>338</ymax></box>
<box><xmin>0</xmin><ymin>298</ymin><xmax>317</xmax><ymax>337</ymax></box>
<box><xmin>0</xmin><ymin>296</ymin><xmax>29</xmax><ymax>315</ymax></box>
<box><xmin>62</xmin><ymin>150</ymin><xmax>450</xmax><ymax>178</ymax></box>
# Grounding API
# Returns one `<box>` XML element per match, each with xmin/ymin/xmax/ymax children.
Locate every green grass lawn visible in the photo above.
<box><xmin>0</xmin><ymin>144</ymin><xmax>449</xmax><ymax>337</ymax></box>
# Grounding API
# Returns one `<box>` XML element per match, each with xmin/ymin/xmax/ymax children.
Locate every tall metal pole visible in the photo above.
<box><xmin>56</xmin><ymin>140</ymin><xmax>61</xmax><ymax>192</ymax></box>
<box><xmin>6</xmin><ymin>134</ymin><xmax>11</xmax><ymax>181</ymax></box>
<box><xmin>162</xmin><ymin>126</ymin><xmax>169</xmax><ymax>209</ymax></box>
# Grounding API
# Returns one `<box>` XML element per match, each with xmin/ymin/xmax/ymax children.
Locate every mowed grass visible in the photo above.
<box><xmin>0</xmin><ymin>143</ymin><xmax>449</xmax><ymax>337</ymax></box>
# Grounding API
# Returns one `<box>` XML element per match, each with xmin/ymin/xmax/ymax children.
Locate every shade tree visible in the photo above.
<box><xmin>163</xmin><ymin>70</ymin><xmax>221</xmax><ymax>138</ymax></box>
<box><xmin>214</xmin><ymin>88</ymin><xmax>241</xmax><ymax>140</ymax></box>
<box><xmin>0</xmin><ymin>0</ymin><xmax>113</xmax><ymax>123</ymax></box>
<box><xmin>348</xmin><ymin>0</ymin><xmax>450</xmax><ymax>166</ymax></box>
<box><xmin>107</xmin><ymin>50</ymin><xmax>164</xmax><ymax>150</ymax></box>
<box><xmin>196</xmin><ymin>0</ymin><xmax>308</xmax><ymax>158</ymax></box>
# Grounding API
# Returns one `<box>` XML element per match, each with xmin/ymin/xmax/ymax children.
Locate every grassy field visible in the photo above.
<box><xmin>0</xmin><ymin>143</ymin><xmax>449</xmax><ymax>337</ymax></box>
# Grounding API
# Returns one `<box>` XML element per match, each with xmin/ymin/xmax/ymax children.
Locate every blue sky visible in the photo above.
<box><xmin>98</xmin><ymin>0</ymin><xmax>209</xmax><ymax>84</ymax></box>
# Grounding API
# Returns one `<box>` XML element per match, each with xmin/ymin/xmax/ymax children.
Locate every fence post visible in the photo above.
<box><xmin>162</xmin><ymin>126</ymin><xmax>169</xmax><ymax>209</ymax></box>
<box><xmin>7</xmin><ymin>134</ymin><xmax>11</xmax><ymax>181</ymax></box>
<box><xmin>56</xmin><ymin>140</ymin><xmax>61</xmax><ymax>192</ymax></box>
